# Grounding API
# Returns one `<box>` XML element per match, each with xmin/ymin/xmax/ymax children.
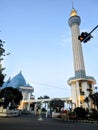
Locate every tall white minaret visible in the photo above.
<box><xmin>68</xmin><ymin>7</ymin><xmax>96</xmax><ymax>109</ymax></box>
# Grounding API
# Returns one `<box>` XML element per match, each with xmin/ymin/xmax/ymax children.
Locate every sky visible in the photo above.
<box><xmin>0</xmin><ymin>0</ymin><xmax>98</xmax><ymax>99</ymax></box>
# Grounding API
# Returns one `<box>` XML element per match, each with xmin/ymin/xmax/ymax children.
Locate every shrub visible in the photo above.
<box><xmin>74</xmin><ymin>107</ymin><xmax>87</xmax><ymax>118</ymax></box>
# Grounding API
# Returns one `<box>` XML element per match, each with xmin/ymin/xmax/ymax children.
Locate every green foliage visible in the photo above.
<box><xmin>0</xmin><ymin>72</ymin><xmax>5</xmax><ymax>86</ymax></box>
<box><xmin>92</xmin><ymin>110</ymin><xmax>98</xmax><ymax>120</ymax></box>
<box><xmin>50</xmin><ymin>98</ymin><xmax>64</xmax><ymax>110</ymax></box>
<box><xmin>0</xmin><ymin>87</ymin><xmax>23</xmax><ymax>108</ymax></box>
<box><xmin>38</xmin><ymin>96</ymin><xmax>43</xmax><ymax>99</ymax></box>
<box><xmin>37</xmin><ymin>95</ymin><xmax>50</xmax><ymax>99</ymax></box>
<box><xmin>74</xmin><ymin>107</ymin><xmax>87</xmax><ymax>118</ymax></box>
<box><xmin>90</xmin><ymin>92</ymin><xmax>98</xmax><ymax>109</ymax></box>
<box><xmin>0</xmin><ymin>39</ymin><xmax>6</xmax><ymax>87</ymax></box>
<box><xmin>43</xmin><ymin>95</ymin><xmax>50</xmax><ymax>99</ymax></box>
<box><xmin>0</xmin><ymin>41</ymin><xmax>5</xmax><ymax>56</ymax></box>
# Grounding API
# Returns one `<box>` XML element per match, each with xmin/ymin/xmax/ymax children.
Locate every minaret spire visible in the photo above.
<box><xmin>72</xmin><ymin>0</ymin><xmax>74</xmax><ymax>9</ymax></box>
<box><xmin>70</xmin><ymin>0</ymin><xmax>77</xmax><ymax>17</ymax></box>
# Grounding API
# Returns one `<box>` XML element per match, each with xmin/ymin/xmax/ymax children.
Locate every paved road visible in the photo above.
<box><xmin>0</xmin><ymin>114</ymin><xmax>98</xmax><ymax>130</ymax></box>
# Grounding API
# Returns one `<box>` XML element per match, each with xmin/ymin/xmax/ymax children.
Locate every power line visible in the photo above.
<box><xmin>29</xmin><ymin>81</ymin><xmax>70</xmax><ymax>90</ymax></box>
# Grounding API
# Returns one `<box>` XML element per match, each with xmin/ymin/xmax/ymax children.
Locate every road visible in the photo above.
<box><xmin>0</xmin><ymin>114</ymin><xmax>98</xmax><ymax>130</ymax></box>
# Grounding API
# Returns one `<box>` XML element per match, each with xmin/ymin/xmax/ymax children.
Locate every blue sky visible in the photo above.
<box><xmin>0</xmin><ymin>0</ymin><xmax>98</xmax><ymax>98</ymax></box>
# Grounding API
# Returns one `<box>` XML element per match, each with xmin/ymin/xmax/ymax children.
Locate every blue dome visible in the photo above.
<box><xmin>1</xmin><ymin>72</ymin><xmax>32</xmax><ymax>90</ymax></box>
<box><xmin>11</xmin><ymin>72</ymin><xmax>26</xmax><ymax>88</ymax></box>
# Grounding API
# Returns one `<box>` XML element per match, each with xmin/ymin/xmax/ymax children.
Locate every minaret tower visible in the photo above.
<box><xmin>68</xmin><ymin>7</ymin><xmax>96</xmax><ymax>109</ymax></box>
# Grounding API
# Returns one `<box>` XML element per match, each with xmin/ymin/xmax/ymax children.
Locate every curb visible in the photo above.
<box><xmin>54</xmin><ymin>117</ymin><xmax>98</xmax><ymax>124</ymax></box>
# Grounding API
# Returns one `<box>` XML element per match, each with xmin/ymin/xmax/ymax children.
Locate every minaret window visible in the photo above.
<box><xmin>89</xmin><ymin>84</ymin><xmax>92</xmax><ymax>88</ymax></box>
<box><xmin>79</xmin><ymin>82</ymin><xmax>81</xmax><ymax>87</ymax></box>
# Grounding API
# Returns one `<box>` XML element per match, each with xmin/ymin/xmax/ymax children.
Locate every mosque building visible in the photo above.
<box><xmin>1</xmin><ymin>71</ymin><xmax>34</xmax><ymax>111</ymax></box>
<box><xmin>0</xmin><ymin>5</ymin><xmax>97</xmax><ymax>113</ymax></box>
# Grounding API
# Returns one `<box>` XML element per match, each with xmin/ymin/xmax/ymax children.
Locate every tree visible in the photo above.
<box><xmin>0</xmin><ymin>72</ymin><xmax>5</xmax><ymax>86</ymax></box>
<box><xmin>0</xmin><ymin>39</ymin><xmax>6</xmax><ymax>87</ymax></box>
<box><xmin>0</xmin><ymin>87</ymin><xmax>23</xmax><ymax>109</ymax></box>
<box><xmin>90</xmin><ymin>92</ymin><xmax>98</xmax><ymax>109</ymax></box>
<box><xmin>37</xmin><ymin>96</ymin><xmax>43</xmax><ymax>100</ymax></box>
<box><xmin>37</xmin><ymin>95</ymin><xmax>50</xmax><ymax>110</ymax></box>
<box><xmin>43</xmin><ymin>95</ymin><xmax>50</xmax><ymax>99</ymax></box>
<box><xmin>74</xmin><ymin>107</ymin><xmax>87</xmax><ymax>118</ymax></box>
<box><xmin>37</xmin><ymin>95</ymin><xmax>50</xmax><ymax>100</ymax></box>
<box><xmin>50</xmin><ymin>98</ymin><xmax>64</xmax><ymax>112</ymax></box>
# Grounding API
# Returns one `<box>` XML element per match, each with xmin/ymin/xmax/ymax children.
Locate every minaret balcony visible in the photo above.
<box><xmin>67</xmin><ymin>75</ymin><xmax>96</xmax><ymax>85</ymax></box>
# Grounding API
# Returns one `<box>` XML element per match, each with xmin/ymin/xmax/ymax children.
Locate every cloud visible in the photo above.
<box><xmin>58</xmin><ymin>31</ymin><xmax>72</xmax><ymax>48</ymax></box>
<box><xmin>58</xmin><ymin>37</ymin><xmax>71</xmax><ymax>49</ymax></box>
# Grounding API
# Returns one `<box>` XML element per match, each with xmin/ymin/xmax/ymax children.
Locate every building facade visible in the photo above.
<box><xmin>2</xmin><ymin>71</ymin><xmax>34</xmax><ymax>111</ymax></box>
<box><xmin>67</xmin><ymin>8</ymin><xmax>96</xmax><ymax>109</ymax></box>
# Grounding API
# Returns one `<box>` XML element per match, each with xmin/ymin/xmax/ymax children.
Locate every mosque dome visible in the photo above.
<box><xmin>11</xmin><ymin>71</ymin><xmax>26</xmax><ymax>88</ymax></box>
<box><xmin>70</xmin><ymin>8</ymin><xmax>77</xmax><ymax>17</ymax></box>
<box><xmin>1</xmin><ymin>71</ymin><xmax>33</xmax><ymax>90</ymax></box>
